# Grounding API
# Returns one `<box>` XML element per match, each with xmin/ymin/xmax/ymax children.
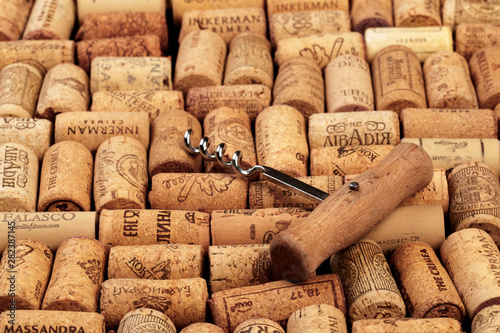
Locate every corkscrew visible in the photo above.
<box><xmin>183</xmin><ymin>129</ymin><xmax>330</xmax><ymax>203</ymax></box>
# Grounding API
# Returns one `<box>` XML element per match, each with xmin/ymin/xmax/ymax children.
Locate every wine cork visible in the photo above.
<box><xmin>0</xmin><ymin>211</ymin><xmax>97</xmax><ymax>252</ymax></box>
<box><xmin>274</xmin><ymin>32</ymin><xmax>366</xmax><ymax>69</ymax></box>
<box><xmin>390</xmin><ymin>241</ymin><xmax>465</xmax><ymax>320</ymax></box>
<box><xmin>149</xmin><ymin>173</ymin><xmax>248</xmax><ymax>213</ymax></box>
<box><xmin>273</xmin><ymin>56</ymin><xmax>324</xmax><ymax>119</ymax></box>
<box><xmin>255</xmin><ymin>105</ymin><xmax>308</xmax><ymax>177</ymax></box>
<box><xmin>0</xmin><ymin>40</ymin><xmax>74</xmax><ymax>72</ymax></box>
<box><xmin>108</xmin><ymin>244</ymin><xmax>204</xmax><ymax>280</ymax></box>
<box><xmin>330</xmin><ymin>239</ymin><xmax>406</xmax><ymax>322</ymax></box>
<box><xmin>76</xmin><ymin>35</ymin><xmax>163</xmax><ymax>73</ymax></box>
<box><xmin>0</xmin><ymin>0</ymin><xmax>34</xmax><ymax>41</ymax></box>
<box><xmin>0</xmin><ymin>143</ymin><xmax>38</xmax><ymax>212</ymax></box>
<box><xmin>248</xmin><ymin>175</ymin><xmax>342</xmax><ymax>210</ymax></box>
<box><xmin>401</xmin><ymin>108</ymin><xmax>496</xmax><ymax>139</ymax></box>
<box><xmin>36</xmin><ymin>63</ymin><xmax>90</xmax><ymax>121</ymax></box>
<box><xmin>174</xmin><ymin>30</ymin><xmax>226</xmax><ymax>97</ymax></box>
<box><xmin>310</xmin><ymin>145</ymin><xmax>394</xmax><ymax>177</ymax></box>
<box><xmin>448</xmin><ymin>162</ymin><xmax>500</xmax><ymax>246</ymax></box>
<box><xmin>42</xmin><ymin>236</ymin><xmax>107</xmax><ymax>312</ymax></box>
<box><xmin>440</xmin><ymin>228</ymin><xmax>500</xmax><ymax>319</ymax></box>
<box><xmin>287</xmin><ymin>304</ymin><xmax>348</xmax><ymax>333</ymax></box>
<box><xmin>393</xmin><ymin>0</ymin><xmax>441</xmax><ymax>27</ymax></box>
<box><xmin>0</xmin><ymin>62</ymin><xmax>44</xmax><ymax>118</ymax></box>
<box><xmin>423</xmin><ymin>51</ymin><xmax>478</xmax><ymax>109</ymax></box>
<box><xmin>0</xmin><ymin>310</ymin><xmax>106</xmax><ymax>333</ymax></box>
<box><xmin>54</xmin><ymin>111</ymin><xmax>150</xmax><ymax>153</ymax></box>
<box><xmin>185</xmin><ymin>84</ymin><xmax>271</xmax><ymax>123</ymax></box>
<box><xmin>351</xmin><ymin>317</ymin><xmax>463</xmax><ymax>332</ymax></box>
<box><xmin>325</xmin><ymin>55</ymin><xmax>375</xmax><ymax>113</ymax></box>
<box><xmin>269</xmin><ymin>10</ymin><xmax>350</xmax><ymax>49</ymax></box>
<box><xmin>233</xmin><ymin>318</ymin><xmax>285</xmax><ymax>333</ymax></box>
<box><xmin>401</xmin><ymin>138</ymin><xmax>500</xmax><ymax>174</ymax></box>
<box><xmin>210</xmin><ymin>208</ymin><xmax>310</xmax><ymax>246</ymax></box>
<box><xmin>100</xmin><ymin>278</ymin><xmax>208</xmax><ymax>329</ymax></box>
<box><xmin>442</xmin><ymin>0</ymin><xmax>500</xmax><ymax>31</ymax></box>
<box><xmin>180</xmin><ymin>323</ymin><xmax>224</xmax><ymax>333</ymax></box>
<box><xmin>224</xmin><ymin>33</ymin><xmax>273</xmax><ymax>89</ymax></box>
<box><xmin>99</xmin><ymin>209</ymin><xmax>210</xmax><ymax>251</ymax></box>
<box><xmin>94</xmin><ymin>136</ymin><xmax>148</xmax><ymax>213</ymax></box>
<box><xmin>76</xmin><ymin>0</ymin><xmax>166</xmax><ymax>24</ymax></box>
<box><xmin>38</xmin><ymin>141</ymin><xmax>93</xmax><ymax>212</ymax></box>
<box><xmin>209</xmin><ymin>244</ymin><xmax>273</xmax><ymax>293</ymax></box>
<box><xmin>472</xmin><ymin>305</ymin><xmax>500</xmax><ymax>333</ymax></box>
<box><xmin>469</xmin><ymin>46</ymin><xmax>500</xmax><ymax>110</ymax></box>
<box><xmin>0</xmin><ymin>117</ymin><xmax>52</xmax><ymax>161</ymax></box>
<box><xmin>266</xmin><ymin>0</ymin><xmax>349</xmax><ymax>17</ymax></box>
<box><xmin>178</xmin><ymin>8</ymin><xmax>267</xmax><ymax>45</ymax></box>
<box><xmin>90</xmin><ymin>57</ymin><xmax>172</xmax><ymax>95</ymax></box>
<box><xmin>91</xmin><ymin>90</ymin><xmax>184</xmax><ymax>122</ymax></box>
<box><xmin>365</xmin><ymin>26</ymin><xmax>454</xmax><ymax>63</ymax></box>
<box><xmin>203</xmin><ymin>107</ymin><xmax>255</xmax><ymax>173</ymax></box>
<box><xmin>22</xmin><ymin>0</ymin><xmax>76</xmax><ymax>40</ymax></box>
<box><xmin>309</xmin><ymin>112</ymin><xmax>399</xmax><ymax>150</ymax></box>
<box><xmin>372</xmin><ymin>45</ymin><xmax>427</xmax><ymax>114</ymax></box>
<box><xmin>117</xmin><ymin>308</ymin><xmax>176</xmax><ymax>333</ymax></box>
<box><xmin>209</xmin><ymin>274</ymin><xmax>346</xmax><ymax>333</ymax></box>
<box><xmin>149</xmin><ymin>110</ymin><xmax>202</xmax><ymax>177</ymax></box>
<box><xmin>0</xmin><ymin>239</ymin><xmax>53</xmax><ymax>311</ymax></box>
<box><xmin>351</xmin><ymin>0</ymin><xmax>393</xmax><ymax>34</ymax></box>
<box><xmin>75</xmin><ymin>12</ymin><xmax>169</xmax><ymax>52</ymax></box>
<box><xmin>171</xmin><ymin>0</ymin><xmax>264</xmax><ymax>26</ymax></box>
<box><xmin>456</xmin><ymin>23</ymin><xmax>500</xmax><ymax>61</ymax></box>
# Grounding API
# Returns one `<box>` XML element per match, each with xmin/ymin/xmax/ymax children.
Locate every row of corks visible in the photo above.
<box><xmin>2</xmin><ymin>227</ymin><xmax>500</xmax><ymax>332</ymax></box>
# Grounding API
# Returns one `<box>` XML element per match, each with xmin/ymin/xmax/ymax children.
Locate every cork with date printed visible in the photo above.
<box><xmin>393</xmin><ymin>0</ymin><xmax>441</xmax><ymax>27</ymax></box>
<box><xmin>99</xmin><ymin>209</ymin><xmax>210</xmax><ymax>252</ymax></box>
<box><xmin>149</xmin><ymin>110</ymin><xmax>202</xmax><ymax>177</ymax></box>
<box><xmin>54</xmin><ymin>111</ymin><xmax>150</xmax><ymax>153</ymax></box>
<box><xmin>100</xmin><ymin>278</ymin><xmax>208</xmax><ymax>329</ymax></box>
<box><xmin>0</xmin><ymin>239</ymin><xmax>53</xmax><ymax>311</ymax></box>
<box><xmin>269</xmin><ymin>10</ymin><xmax>350</xmax><ymax>49</ymax></box>
<box><xmin>234</xmin><ymin>318</ymin><xmax>285</xmax><ymax>333</ymax></box>
<box><xmin>0</xmin><ymin>143</ymin><xmax>39</xmax><ymax>212</ymax></box>
<box><xmin>256</xmin><ymin>105</ymin><xmax>309</xmax><ymax>177</ymax></box>
<box><xmin>42</xmin><ymin>237</ymin><xmax>107</xmax><ymax>312</ymax></box>
<box><xmin>91</xmin><ymin>91</ymin><xmax>184</xmax><ymax>122</ymax></box>
<box><xmin>75</xmin><ymin>12</ymin><xmax>169</xmax><ymax>51</ymax></box>
<box><xmin>273</xmin><ymin>56</ymin><xmax>324</xmax><ymax>119</ymax></box>
<box><xmin>117</xmin><ymin>308</ymin><xmax>176</xmax><ymax>333</ymax></box>
<box><xmin>108</xmin><ymin>244</ymin><xmax>204</xmax><ymax>280</ymax></box>
<box><xmin>76</xmin><ymin>35</ymin><xmax>162</xmax><ymax>73</ymax></box>
<box><xmin>287</xmin><ymin>304</ymin><xmax>348</xmax><ymax>333</ymax></box>
<box><xmin>36</xmin><ymin>63</ymin><xmax>90</xmax><ymax>121</ymax></box>
<box><xmin>38</xmin><ymin>141</ymin><xmax>93</xmax><ymax>212</ymax></box>
<box><xmin>455</xmin><ymin>23</ymin><xmax>500</xmax><ymax>61</ymax></box>
<box><xmin>94</xmin><ymin>136</ymin><xmax>148</xmax><ymax>213</ymax></box>
<box><xmin>185</xmin><ymin>85</ymin><xmax>271</xmax><ymax>122</ymax></box>
<box><xmin>209</xmin><ymin>244</ymin><xmax>273</xmax><ymax>292</ymax></box>
<box><xmin>90</xmin><ymin>57</ymin><xmax>172</xmax><ymax>94</ymax></box>
<box><xmin>174</xmin><ymin>30</ymin><xmax>226</xmax><ymax>97</ymax></box>
<box><xmin>0</xmin><ymin>117</ymin><xmax>52</xmax><ymax>161</ymax></box>
<box><xmin>210</xmin><ymin>274</ymin><xmax>345</xmax><ymax>333</ymax></box>
<box><xmin>149</xmin><ymin>173</ymin><xmax>248</xmax><ymax>214</ymax></box>
<box><xmin>266</xmin><ymin>0</ymin><xmax>349</xmax><ymax>17</ymax></box>
<box><xmin>23</xmin><ymin>0</ymin><xmax>75</xmax><ymax>40</ymax></box>
<box><xmin>224</xmin><ymin>33</ymin><xmax>273</xmax><ymax>89</ymax></box>
<box><xmin>0</xmin><ymin>0</ymin><xmax>34</xmax><ymax>41</ymax></box>
<box><xmin>390</xmin><ymin>241</ymin><xmax>465</xmax><ymax>321</ymax></box>
<box><xmin>178</xmin><ymin>8</ymin><xmax>267</xmax><ymax>45</ymax></box>
<box><xmin>469</xmin><ymin>46</ymin><xmax>500</xmax><ymax>110</ymax></box>
<box><xmin>352</xmin><ymin>318</ymin><xmax>463</xmax><ymax>332</ymax></box>
<box><xmin>274</xmin><ymin>32</ymin><xmax>366</xmax><ymax>69</ymax></box>
<box><xmin>350</xmin><ymin>0</ymin><xmax>393</xmax><ymax>33</ymax></box>
<box><xmin>180</xmin><ymin>323</ymin><xmax>225</xmax><ymax>333</ymax></box>
<box><xmin>423</xmin><ymin>51</ymin><xmax>478</xmax><ymax>109</ymax></box>
<box><xmin>0</xmin><ymin>62</ymin><xmax>44</xmax><ymax>118</ymax></box>
<box><xmin>0</xmin><ymin>310</ymin><xmax>106</xmax><ymax>333</ymax></box>
<box><xmin>472</xmin><ymin>305</ymin><xmax>500</xmax><ymax>333</ymax></box>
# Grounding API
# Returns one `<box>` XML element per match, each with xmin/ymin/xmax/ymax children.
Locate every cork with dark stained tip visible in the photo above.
<box><xmin>351</xmin><ymin>0</ymin><xmax>393</xmax><ymax>33</ymax></box>
<box><xmin>23</xmin><ymin>0</ymin><xmax>76</xmax><ymax>40</ymax></box>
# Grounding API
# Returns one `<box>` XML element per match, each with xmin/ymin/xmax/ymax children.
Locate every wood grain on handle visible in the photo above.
<box><xmin>270</xmin><ymin>142</ymin><xmax>434</xmax><ymax>281</ymax></box>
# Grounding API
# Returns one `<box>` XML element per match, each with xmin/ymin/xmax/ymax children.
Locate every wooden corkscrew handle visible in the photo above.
<box><xmin>270</xmin><ymin>142</ymin><xmax>434</xmax><ymax>282</ymax></box>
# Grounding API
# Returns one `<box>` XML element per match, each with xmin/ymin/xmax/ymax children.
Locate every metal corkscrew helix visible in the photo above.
<box><xmin>183</xmin><ymin>129</ymin><xmax>330</xmax><ymax>203</ymax></box>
